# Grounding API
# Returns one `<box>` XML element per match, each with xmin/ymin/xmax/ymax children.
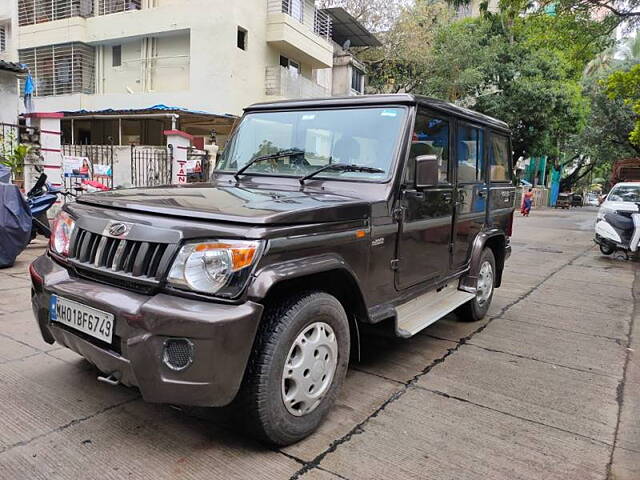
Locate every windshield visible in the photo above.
<box><xmin>216</xmin><ymin>107</ymin><xmax>407</xmax><ymax>181</ymax></box>
<box><xmin>607</xmin><ymin>185</ymin><xmax>640</xmax><ymax>203</ymax></box>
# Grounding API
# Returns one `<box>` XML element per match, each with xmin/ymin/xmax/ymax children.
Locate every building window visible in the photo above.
<box><xmin>280</xmin><ymin>55</ymin><xmax>300</xmax><ymax>75</ymax></box>
<box><xmin>237</xmin><ymin>27</ymin><xmax>247</xmax><ymax>50</ymax></box>
<box><xmin>112</xmin><ymin>45</ymin><xmax>121</xmax><ymax>67</ymax></box>
<box><xmin>282</xmin><ymin>0</ymin><xmax>304</xmax><ymax>23</ymax></box>
<box><xmin>351</xmin><ymin>67</ymin><xmax>364</xmax><ymax>94</ymax></box>
<box><xmin>18</xmin><ymin>0</ymin><xmax>94</xmax><ymax>26</ymax></box>
<box><xmin>19</xmin><ymin>42</ymin><xmax>95</xmax><ymax>96</ymax></box>
<box><xmin>98</xmin><ymin>0</ymin><xmax>141</xmax><ymax>16</ymax></box>
<box><xmin>0</xmin><ymin>26</ymin><xmax>6</xmax><ymax>53</ymax></box>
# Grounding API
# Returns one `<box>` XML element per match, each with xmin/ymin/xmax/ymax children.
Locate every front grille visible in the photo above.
<box><xmin>69</xmin><ymin>228</ymin><xmax>177</xmax><ymax>285</ymax></box>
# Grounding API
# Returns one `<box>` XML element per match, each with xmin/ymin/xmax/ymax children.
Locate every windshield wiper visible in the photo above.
<box><xmin>299</xmin><ymin>163</ymin><xmax>384</xmax><ymax>185</ymax></box>
<box><xmin>234</xmin><ymin>149</ymin><xmax>305</xmax><ymax>180</ymax></box>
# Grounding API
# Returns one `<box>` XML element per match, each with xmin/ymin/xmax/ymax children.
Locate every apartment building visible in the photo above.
<box><xmin>0</xmin><ymin>1</ymin><xmax>24</xmax><ymax>124</ymax></box>
<box><xmin>14</xmin><ymin>0</ymin><xmax>378</xmax><ymax>145</ymax></box>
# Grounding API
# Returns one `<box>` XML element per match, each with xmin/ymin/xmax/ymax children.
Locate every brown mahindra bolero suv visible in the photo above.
<box><xmin>30</xmin><ymin>95</ymin><xmax>514</xmax><ymax>446</ymax></box>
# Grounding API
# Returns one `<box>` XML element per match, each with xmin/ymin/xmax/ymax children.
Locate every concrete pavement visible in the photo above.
<box><xmin>0</xmin><ymin>208</ymin><xmax>637</xmax><ymax>479</ymax></box>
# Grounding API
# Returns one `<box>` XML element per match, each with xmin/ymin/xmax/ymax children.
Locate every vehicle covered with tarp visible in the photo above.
<box><xmin>0</xmin><ymin>182</ymin><xmax>32</xmax><ymax>268</ymax></box>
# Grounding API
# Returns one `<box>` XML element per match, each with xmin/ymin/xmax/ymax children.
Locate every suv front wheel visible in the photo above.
<box><xmin>237</xmin><ymin>291</ymin><xmax>350</xmax><ymax>446</ymax></box>
<box><xmin>457</xmin><ymin>248</ymin><xmax>496</xmax><ymax>322</ymax></box>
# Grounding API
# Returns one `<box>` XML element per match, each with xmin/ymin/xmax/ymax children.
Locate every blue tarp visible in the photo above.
<box><xmin>0</xmin><ymin>183</ymin><xmax>32</xmax><ymax>268</ymax></box>
<box><xmin>0</xmin><ymin>164</ymin><xmax>10</xmax><ymax>184</ymax></box>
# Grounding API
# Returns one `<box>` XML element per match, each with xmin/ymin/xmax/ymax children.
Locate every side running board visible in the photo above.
<box><xmin>395</xmin><ymin>283</ymin><xmax>474</xmax><ymax>338</ymax></box>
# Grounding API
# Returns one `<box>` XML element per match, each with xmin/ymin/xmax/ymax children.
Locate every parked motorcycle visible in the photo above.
<box><xmin>594</xmin><ymin>182</ymin><xmax>640</xmax><ymax>260</ymax></box>
<box><xmin>26</xmin><ymin>172</ymin><xmax>75</xmax><ymax>239</ymax></box>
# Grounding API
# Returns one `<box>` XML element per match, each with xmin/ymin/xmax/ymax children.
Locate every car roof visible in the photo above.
<box><xmin>245</xmin><ymin>94</ymin><xmax>510</xmax><ymax>133</ymax></box>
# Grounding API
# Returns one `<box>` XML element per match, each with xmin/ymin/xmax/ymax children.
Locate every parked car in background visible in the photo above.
<box><xmin>586</xmin><ymin>193</ymin><xmax>600</xmax><ymax>207</ymax></box>
<box><xmin>30</xmin><ymin>95</ymin><xmax>514</xmax><ymax>446</ymax></box>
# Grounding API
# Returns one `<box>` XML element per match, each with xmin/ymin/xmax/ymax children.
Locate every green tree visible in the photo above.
<box><xmin>606</xmin><ymin>64</ymin><xmax>640</xmax><ymax>147</ymax></box>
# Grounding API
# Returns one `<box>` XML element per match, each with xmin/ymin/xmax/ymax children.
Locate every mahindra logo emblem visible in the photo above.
<box><xmin>108</xmin><ymin>222</ymin><xmax>130</xmax><ymax>237</ymax></box>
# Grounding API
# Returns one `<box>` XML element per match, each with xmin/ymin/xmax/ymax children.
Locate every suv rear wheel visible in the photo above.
<box><xmin>236</xmin><ymin>291</ymin><xmax>350</xmax><ymax>446</ymax></box>
<box><xmin>457</xmin><ymin>248</ymin><xmax>496</xmax><ymax>322</ymax></box>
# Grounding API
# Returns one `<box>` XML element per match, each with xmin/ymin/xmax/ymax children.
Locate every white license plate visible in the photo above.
<box><xmin>49</xmin><ymin>296</ymin><xmax>115</xmax><ymax>344</ymax></box>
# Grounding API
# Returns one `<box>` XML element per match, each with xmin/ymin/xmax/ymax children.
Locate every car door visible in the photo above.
<box><xmin>451</xmin><ymin>121</ymin><xmax>487</xmax><ymax>270</ymax></box>
<box><xmin>395</xmin><ymin>110</ymin><xmax>454</xmax><ymax>290</ymax></box>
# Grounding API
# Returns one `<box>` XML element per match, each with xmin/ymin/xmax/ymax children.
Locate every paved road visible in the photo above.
<box><xmin>0</xmin><ymin>208</ymin><xmax>637</xmax><ymax>479</ymax></box>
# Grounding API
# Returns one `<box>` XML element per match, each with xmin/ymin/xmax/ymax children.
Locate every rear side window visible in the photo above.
<box><xmin>489</xmin><ymin>134</ymin><xmax>511</xmax><ymax>182</ymax></box>
<box><xmin>457</xmin><ymin>125</ymin><xmax>484</xmax><ymax>183</ymax></box>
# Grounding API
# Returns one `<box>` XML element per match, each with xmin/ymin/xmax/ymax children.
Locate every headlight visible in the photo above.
<box><xmin>49</xmin><ymin>211</ymin><xmax>76</xmax><ymax>257</ymax></box>
<box><xmin>167</xmin><ymin>240</ymin><xmax>262</xmax><ymax>297</ymax></box>
<box><xmin>597</xmin><ymin>206</ymin><xmax>614</xmax><ymax>221</ymax></box>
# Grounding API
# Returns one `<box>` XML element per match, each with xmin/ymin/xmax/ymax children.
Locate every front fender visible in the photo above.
<box><xmin>247</xmin><ymin>253</ymin><xmax>363</xmax><ymax>301</ymax></box>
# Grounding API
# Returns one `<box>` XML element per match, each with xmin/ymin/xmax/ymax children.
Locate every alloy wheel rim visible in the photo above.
<box><xmin>281</xmin><ymin>321</ymin><xmax>338</xmax><ymax>417</ymax></box>
<box><xmin>476</xmin><ymin>261</ymin><xmax>494</xmax><ymax>306</ymax></box>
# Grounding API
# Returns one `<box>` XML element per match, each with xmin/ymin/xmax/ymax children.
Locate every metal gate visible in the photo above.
<box><xmin>61</xmin><ymin>143</ymin><xmax>114</xmax><ymax>195</ymax></box>
<box><xmin>131</xmin><ymin>145</ymin><xmax>173</xmax><ymax>187</ymax></box>
<box><xmin>186</xmin><ymin>148</ymin><xmax>211</xmax><ymax>183</ymax></box>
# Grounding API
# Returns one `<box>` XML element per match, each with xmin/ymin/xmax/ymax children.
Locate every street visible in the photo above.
<box><xmin>0</xmin><ymin>207</ymin><xmax>637</xmax><ymax>480</ymax></box>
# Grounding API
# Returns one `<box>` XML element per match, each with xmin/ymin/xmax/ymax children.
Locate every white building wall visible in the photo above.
<box><xmin>17</xmin><ymin>0</ymin><xmax>333</xmax><ymax>116</ymax></box>
<box><xmin>0</xmin><ymin>0</ymin><xmax>18</xmax><ymax>63</ymax></box>
<box><xmin>0</xmin><ymin>70</ymin><xmax>20</xmax><ymax>124</ymax></box>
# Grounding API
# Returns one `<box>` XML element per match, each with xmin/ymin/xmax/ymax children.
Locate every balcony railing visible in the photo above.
<box><xmin>18</xmin><ymin>0</ymin><xmax>141</xmax><ymax>26</ymax></box>
<box><xmin>266</xmin><ymin>66</ymin><xmax>329</xmax><ymax>99</ymax></box>
<box><xmin>18</xmin><ymin>0</ymin><xmax>93</xmax><ymax>26</ymax></box>
<box><xmin>267</xmin><ymin>0</ymin><xmax>332</xmax><ymax>41</ymax></box>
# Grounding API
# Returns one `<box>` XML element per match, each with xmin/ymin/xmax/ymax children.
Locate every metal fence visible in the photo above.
<box><xmin>131</xmin><ymin>145</ymin><xmax>172</xmax><ymax>188</ymax></box>
<box><xmin>61</xmin><ymin>143</ymin><xmax>114</xmax><ymax>195</ymax></box>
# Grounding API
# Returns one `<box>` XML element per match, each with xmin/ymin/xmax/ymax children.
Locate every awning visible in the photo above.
<box><xmin>321</xmin><ymin>7</ymin><xmax>382</xmax><ymax>48</ymax></box>
<box><xmin>62</xmin><ymin>104</ymin><xmax>236</xmax><ymax>120</ymax></box>
<box><xmin>0</xmin><ymin>60</ymin><xmax>27</xmax><ymax>74</ymax></box>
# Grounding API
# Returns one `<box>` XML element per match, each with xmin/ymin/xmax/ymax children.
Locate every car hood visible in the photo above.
<box><xmin>601</xmin><ymin>201</ymin><xmax>639</xmax><ymax>212</ymax></box>
<box><xmin>77</xmin><ymin>184</ymin><xmax>370</xmax><ymax>225</ymax></box>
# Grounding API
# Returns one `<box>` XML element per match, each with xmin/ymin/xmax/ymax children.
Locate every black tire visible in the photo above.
<box><xmin>457</xmin><ymin>248</ymin><xmax>496</xmax><ymax>322</ymax></box>
<box><xmin>235</xmin><ymin>291</ymin><xmax>350</xmax><ymax>446</ymax></box>
<box><xmin>599</xmin><ymin>244</ymin><xmax>615</xmax><ymax>255</ymax></box>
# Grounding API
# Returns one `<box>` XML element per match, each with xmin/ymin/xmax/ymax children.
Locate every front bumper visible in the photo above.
<box><xmin>29</xmin><ymin>254</ymin><xmax>263</xmax><ymax>407</ymax></box>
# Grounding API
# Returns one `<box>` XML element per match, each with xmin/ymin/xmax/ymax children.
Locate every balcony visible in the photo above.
<box><xmin>18</xmin><ymin>0</ymin><xmax>141</xmax><ymax>26</ymax></box>
<box><xmin>266</xmin><ymin>66</ymin><xmax>329</xmax><ymax>99</ymax></box>
<box><xmin>266</xmin><ymin>0</ymin><xmax>334</xmax><ymax>69</ymax></box>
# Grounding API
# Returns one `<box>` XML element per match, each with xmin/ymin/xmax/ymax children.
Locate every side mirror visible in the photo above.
<box><xmin>415</xmin><ymin>154</ymin><xmax>439</xmax><ymax>188</ymax></box>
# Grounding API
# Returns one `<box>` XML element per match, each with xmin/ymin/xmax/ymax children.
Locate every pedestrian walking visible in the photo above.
<box><xmin>521</xmin><ymin>188</ymin><xmax>534</xmax><ymax>216</ymax></box>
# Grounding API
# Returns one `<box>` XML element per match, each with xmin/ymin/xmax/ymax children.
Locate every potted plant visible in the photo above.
<box><xmin>0</xmin><ymin>144</ymin><xmax>32</xmax><ymax>190</ymax></box>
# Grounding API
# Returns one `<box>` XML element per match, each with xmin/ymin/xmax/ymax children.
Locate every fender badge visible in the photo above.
<box><xmin>371</xmin><ymin>238</ymin><xmax>384</xmax><ymax>247</ymax></box>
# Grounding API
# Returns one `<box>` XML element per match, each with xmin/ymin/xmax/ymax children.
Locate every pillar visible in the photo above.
<box><xmin>164</xmin><ymin>130</ymin><xmax>193</xmax><ymax>185</ymax></box>
<box><xmin>24</xmin><ymin>112</ymin><xmax>64</xmax><ymax>200</ymax></box>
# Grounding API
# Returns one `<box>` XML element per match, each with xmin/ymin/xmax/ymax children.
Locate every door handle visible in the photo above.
<box><xmin>478</xmin><ymin>189</ymin><xmax>487</xmax><ymax>198</ymax></box>
<box><xmin>404</xmin><ymin>189</ymin><xmax>424</xmax><ymax>199</ymax></box>
<box><xmin>441</xmin><ymin>192</ymin><xmax>452</xmax><ymax>202</ymax></box>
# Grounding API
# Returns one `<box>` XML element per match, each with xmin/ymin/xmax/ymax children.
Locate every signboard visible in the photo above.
<box><xmin>63</xmin><ymin>156</ymin><xmax>91</xmax><ymax>178</ymax></box>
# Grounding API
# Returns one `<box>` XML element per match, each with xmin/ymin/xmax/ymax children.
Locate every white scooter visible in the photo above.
<box><xmin>594</xmin><ymin>205</ymin><xmax>640</xmax><ymax>260</ymax></box>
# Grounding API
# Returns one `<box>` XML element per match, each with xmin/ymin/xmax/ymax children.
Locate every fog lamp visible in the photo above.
<box><xmin>162</xmin><ymin>338</ymin><xmax>194</xmax><ymax>371</ymax></box>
